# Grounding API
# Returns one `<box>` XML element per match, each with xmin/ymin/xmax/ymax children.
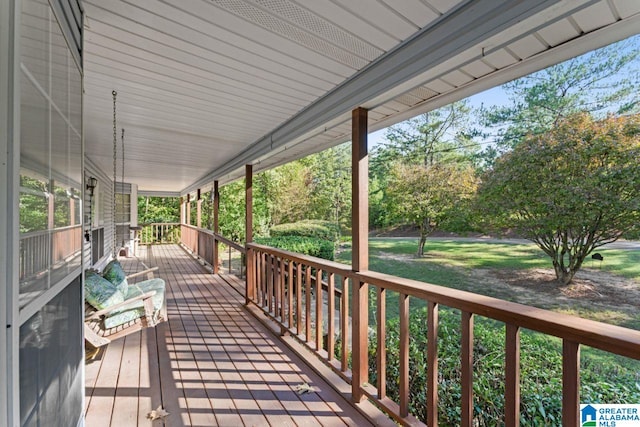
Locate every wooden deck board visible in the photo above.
<box><xmin>85</xmin><ymin>244</ymin><xmax>372</xmax><ymax>426</ymax></box>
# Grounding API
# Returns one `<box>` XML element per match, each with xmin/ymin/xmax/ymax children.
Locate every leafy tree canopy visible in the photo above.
<box><xmin>387</xmin><ymin>162</ymin><xmax>478</xmax><ymax>256</ymax></box>
<box><xmin>478</xmin><ymin>113</ymin><xmax>640</xmax><ymax>285</ymax></box>
<box><xmin>481</xmin><ymin>37</ymin><xmax>640</xmax><ymax>162</ymax></box>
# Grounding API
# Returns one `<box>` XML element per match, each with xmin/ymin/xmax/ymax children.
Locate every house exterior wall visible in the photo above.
<box><xmin>2</xmin><ymin>0</ymin><xmax>85</xmax><ymax>425</ymax></box>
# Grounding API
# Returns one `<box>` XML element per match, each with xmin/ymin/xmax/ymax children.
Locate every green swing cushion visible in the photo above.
<box><xmin>102</xmin><ymin>260</ymin><xmax>128</xmax><ymax>295</ymax></box>
<box><xmin>103</xmin><ymin>278</ymin><xmax>166</xmax><ymax>329</ymax></box>
<box><xmin>84</xmin><ymin>270</ymin><xmax>124</xmax><ymax>310</ymax></box>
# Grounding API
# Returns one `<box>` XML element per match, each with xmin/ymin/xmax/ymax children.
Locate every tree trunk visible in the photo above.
<box><xmin>417</xmin><ymin>217</ymin><xmax>431</xmax><ymax>257</ymax></box>
<box><xmin>553</xmin><ymin>259</ymin><xmax>576</xmax><ymax>286</ymax></box>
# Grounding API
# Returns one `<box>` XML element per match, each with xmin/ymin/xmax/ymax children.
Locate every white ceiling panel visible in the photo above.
<box><xmin>82</xmin><ymin>0</ymin><xmax>640</xmax><ymax>193</ymax></box>
<box><xmin>536</xmin><ymin>18</ymin><xmax>581</xmax><ymax>47</ymax></box>
<box><xmin>572</xmin><ymin>2</ymin><xmax>617</xmax><ymax>33</ymax></box>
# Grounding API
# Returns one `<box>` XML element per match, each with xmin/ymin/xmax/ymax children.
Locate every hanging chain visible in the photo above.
<box><xmin>112</xmin><ymin>90</ymin><xmax>118</xmax><ymax>259</ymax></box>
<box><xmin>121</xmin><ymin>129</ymin><xmax>125</xmax><ymax>194</ymax></box>
<box><xmin>121</xmin><ymin>128</ymin><xmax>125</xmax><ymax>249</ymax></box>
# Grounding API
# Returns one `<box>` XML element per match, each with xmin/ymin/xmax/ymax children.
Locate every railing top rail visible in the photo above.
<box><xmin>181</xmin><ymin>224</ymin><xmax>246</xmax><ymax>253</ymax></box>
<box><xmin>248</xmin><ymin>242</ymin><xmax>640</xmax><ymax>361</ymax></box>
<box><xmin>20</xmin><ymin>224</ymin><xmax>82</xmax><ymax>238</ymax></box>
<box><xmin>248</xmin><ymin>243</ymin><xmax>353</xmax><ymax>276</ymax></box>
<box><xmin>140</xmin><ymin>222</ymin><xmax>180</xmax><ymax>226</ymax></box>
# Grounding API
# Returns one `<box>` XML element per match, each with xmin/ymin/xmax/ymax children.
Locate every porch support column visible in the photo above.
<box><xmin>196</xmin><ymin>189</ymin><xmax>202</xmax><ymax>228</ymax></box>
<box><xmin>351</xmin><ymin>107</ymin><xmax>369</xmax><ymax>403</ymax></box>
<box><xmin>186</xmin><ymin>194</ymin><xmax>191</xmax><ymax>225</ymax></box>
<box><xmin>213</xmin><ymin>181</ymin><xmax>219</xmax><ymax>274</ymax></box>
<box><xmin>245</xmin><ymin>165</ymin><xmax>253</xmax><ymax>304</ymax></box>
<box><xmin>69</xmin><ymin>191</ymin><xmax>75</xmax><ymax>226</ymax></box>
<box><xmin>48</xmin><ymin>179</ymin><xmax>55</xmax><ymax>269</ymax></box>
<box><xmin>179</xmin><ymin>197</ymin><xmax>185</xmax><ymax>224</ymax></box>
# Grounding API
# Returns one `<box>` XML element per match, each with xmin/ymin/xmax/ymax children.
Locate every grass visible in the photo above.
<box><xmin>336</xmin><ymin>237</ymin><xmax>640</xmax><ymax>325</ymax></box>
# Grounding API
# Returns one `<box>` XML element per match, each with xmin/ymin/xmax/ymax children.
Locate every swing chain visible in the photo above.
<box><xmin>112</xmin><ymin>90</ymin><xmax>118</xmax><ymax>258</ymax></box>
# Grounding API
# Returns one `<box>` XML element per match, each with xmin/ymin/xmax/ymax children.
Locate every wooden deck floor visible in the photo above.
<box><xmin>85</xmin><ymin>244</ymin><xmax>372</xmax><ymax>427</ymax></box>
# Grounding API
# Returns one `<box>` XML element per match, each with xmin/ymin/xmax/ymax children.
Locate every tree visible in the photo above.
<box><xmin>481</xmin><ymin>37</ymin><xmax>640</xmax><ymax>162</ymax></box>
<box><xmin>478</xmin><ymin>113</ymin><xmax>640</xmax><ymax>285</ymax></box>
<box><xmin>370</xmin><ymin>101</ymin><xmax>480</xmax><ymax>233</ymax></box>
<box><xmin>373</xmin><ymin>101</ymin><xmax>478</xmax><ymax>172</ymax></box>
<box><xmin>137</xmin><ymin>196</ymin><xmax>179</xmax><ymax>224</ymax></box>
<box><xmin>387</xmin><ymin>162</ymin><xmax>478</xmax><ymax>256</ymax></box>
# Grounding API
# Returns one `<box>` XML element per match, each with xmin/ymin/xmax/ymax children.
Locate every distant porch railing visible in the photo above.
<box><xmin>19</xmin><ymin>224</ymin><xmax>82</xmax><ymax>281</ymax></box>
<box><xmin>180</xmin><ymin>224</ymin><xmax>246</xmax><ymax>278</ymax></box>
<box><xmin>139</xmin><ymin>222</ymin><xmax>181</xmax><ymax>244</ymax></box>
<box><xmin>246</xmin><ymin>243</ymin><xmax>640</xmax><ymax>427</ymax></box>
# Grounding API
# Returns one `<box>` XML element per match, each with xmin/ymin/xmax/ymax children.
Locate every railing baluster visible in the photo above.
<box><xmin>562</xmin><ymin>340</ymin><xmax>580</xmax><ymax>427</ymax></box>
<box><xmin>461</xmin><ymin>311</ymin><xmax>474</xmax><ymax>427</ymax></box>
<box><xmin>305</xmin><ymin>265</ymin><xmax>312</xmax><ymax>344</ymax></box>
<box><xmin>427</xmin><ymin>301</ymin><xmax>439</xmax><ymax>426</ymax></box>
<box><xmin>341</xmin><ymin>276</ymin><xmax>349</xmax><ymax>372</ymax></box>
<box><xmin>296</xmin><ymin>263</ymin><xmax>302</xmax><ymax>335</ymax></box>
<box><xmin>399</xmin><ymin>292</ymin><xmax>409</xmax><ymax>417</ymax></box>
<box><xmin>280</xmin><ymin>257</ymin><xmax>286</xmax><ymax>330</ymax></box>
<box><xmin>267</xmin><ymin>255</ymin><xmax>273</xmax><ymax>312</ymax></box>
<box><xmin>377</xmin><ymin>287</ymin><xmax>387</xmax><ymax>399</ymax></box>
<box><xmin>327</xmin><ymin>273</ymin><xmax>335</xmax><ymax>361</ymax></box>
<box><xmin>288</xmin><ymin>260</ymin><xmax>294</xmax><ymax>329</ymax></box>
<box><xmin>505</xmin><ymin>323</ymin><xmax>520</xmax><ymax>427</ymax></box>
<box><xmin>315</xmin><ymin>268</ymin><xmax>323</xmax><ymax>351</ymax></box>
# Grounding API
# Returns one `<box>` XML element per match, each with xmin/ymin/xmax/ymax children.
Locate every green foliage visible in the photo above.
<box><xmin>254</xmin><ymin>236</ymin><xmax>334</xmax><ymax>261</ymax></box>
<box><xmin>218</xmin><ymin>180</ymin><xmax>246</xmax><ymax>242</ymax></box>
<box><xmin>386</xmin><ymin>162</ymin><xmax>478</xmax><ymax>255</ymax></box>
<box><xmin>137</xmin><ymin>196</ymin><xmax>180</xmax><ymax>224</ymax></box>
<box><xmin>270</xmin><ymin>220</ymin><xmax>340</xmax><ymax>241</ymax></box>
<box><xmin>478</xmin><ymin>113</ymin><xmax>640</xmax><ymax>284</ymax></box>
<box><xmin>370</xmin><ymin>102</ymin><xmax>480</xmax><ymax>233</ymax></box>
<box><xmin>480</xmin><ymin>37</ymin><xmax>640</xmax><ymax>163</ymax></box>
<box><xmin>371</xmin><ymin>308</ymin><xmax>640</xmax><ymax>426</ymax></box>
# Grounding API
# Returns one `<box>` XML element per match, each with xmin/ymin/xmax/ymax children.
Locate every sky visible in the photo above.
<box><xmin>366</xmin><ymin>33</ymin><xmax>639</xmax><ymax>149</ymax></box>
<box><xmin>367</xmin><ymin>85</ymin><xmax>510</xmax><ymax>148</ymax></box>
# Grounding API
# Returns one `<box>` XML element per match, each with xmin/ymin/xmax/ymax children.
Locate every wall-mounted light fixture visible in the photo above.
<box><xmin>86</xmin><ymin>176</ymin><xmax>97</xmax><ymax>198</ymax></box>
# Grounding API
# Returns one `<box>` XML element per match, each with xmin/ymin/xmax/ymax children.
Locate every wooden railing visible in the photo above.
<box><xmin>139</xmin><ymin>222</ymin><xmax>180</xmax><ymax>245</ymax></box>
<box><xmin>246</xmin><ymin>243</ymin><xmax>640</xmax><ymax>427</ymax></box>
<box><xmin>19</xmin><ymin>224</ymin><xmax>82</xmax><ymax>281</ymax></box>
<box><xmin>181</xmin><ymin>224</ymin><xmax>246</xmax><ymax>278</ymax></box>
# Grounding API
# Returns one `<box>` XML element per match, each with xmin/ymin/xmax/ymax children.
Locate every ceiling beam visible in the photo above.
<box><xmin>182</xmin><ymin>0</ymin><xmax>562</xmax><ymax>194</ymax></box>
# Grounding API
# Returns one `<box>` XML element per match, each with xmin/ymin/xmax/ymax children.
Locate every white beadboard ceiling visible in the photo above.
<box><xmin>82</xmin><ymin>0</ymin><xmax>640</xmax><ymax>194</ymax></box>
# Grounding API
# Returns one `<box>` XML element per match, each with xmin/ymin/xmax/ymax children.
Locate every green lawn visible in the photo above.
<box><xmin>336</xmin><ymin>237</ymin><xmax>640</xmax><ymax>325</ymax></box>
<box><xmin>336</xmin><ymin>237</ymin><xmax>640</xmax><ymax>377</ymax></box>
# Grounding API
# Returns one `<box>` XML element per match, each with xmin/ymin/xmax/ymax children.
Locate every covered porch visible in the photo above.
<box><xmin>85</xmin><ymin>244</ymin><xmax>380</xmax><ymax>426</ymax></box>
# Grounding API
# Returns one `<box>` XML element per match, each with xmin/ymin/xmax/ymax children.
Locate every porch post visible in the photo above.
<box><xmin>48</xmin><ymin>179</ymin><xmax>55</xmax><ymax>271</ymax></box>
<box><xmin>196</xmin><ymin>188</ymin><xmax>202</xmax><ymax>228</ymax></box>
<box><xmin>69</xmin><ymin>192</ymin><xmax>75</xmax><ymax>226</ymax></box>
<box><xmin>186</xmin><ymin>194</ymin><xmax>191</xmax><ymax>225</ymax></box>
<box><xmin>213</xmin><ymin>181</ymin><xmax>219</xmax><ymax>274</ymax></box>
<box><xmin>351</xmin><ymin>107</ymin><xmax>369</xmax><ymax>403</ymax></box>
<box><xmin>179</xmin><ymin>196</ymin><xmax>185</xmax><ymax>224</ymax></box>
<box><xmin>245</xmin><ymin>165</ymin><xmax>253</xmax><ymax>304</ymax></box>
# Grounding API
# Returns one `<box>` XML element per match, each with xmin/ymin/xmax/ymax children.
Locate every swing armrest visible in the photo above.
<box><xmin>126</xmin><ymin>266</ymin><xmax>159</xmax><ymax>281</ymax></box>
<box><xmin>87</xmin><ymin>290</ymin><xmax>157</xmax><ymax>320</ymax></box>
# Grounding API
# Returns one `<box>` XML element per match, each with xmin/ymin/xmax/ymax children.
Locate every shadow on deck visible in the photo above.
<box><xmin>84</xmin><ymin>244</ymin><xmax>372</xmax><ymax>426</ymax></box>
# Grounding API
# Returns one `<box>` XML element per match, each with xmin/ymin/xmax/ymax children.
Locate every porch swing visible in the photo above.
<box><xmin>84</xmin><ymin>91</ymin><xmax>167</xmax><ymax>349</ymax></box>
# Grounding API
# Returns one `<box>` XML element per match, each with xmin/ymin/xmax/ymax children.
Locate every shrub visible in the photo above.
<box><xmin>254</xmin><ymin>236</ymin><xmax>334</xmax><ymax>261</ymax></box>
<box><xmin>270</xmin><ymin>220</ymin><xmax>340</xmax><ymax>241</ymax></box>
<box><xmin>370</xmin><ymin>308</ymin><xmax>640</xmax><ymax>426</ymax></box>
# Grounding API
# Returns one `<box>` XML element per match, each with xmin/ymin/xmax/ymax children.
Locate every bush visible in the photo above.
<box><xmin>370</xmin><ymin>308</ymin><xmax>640</xmax><ymax>426</ymax></box>
<box><xmin>254</xmin><ymin>236</ymin><xmax>334</xmax><ymax>261</ymax></box>
<box><xmin>270</xmin><ymin>220</ymin><xmax>340</xmax><ymax>241</ymax></box>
